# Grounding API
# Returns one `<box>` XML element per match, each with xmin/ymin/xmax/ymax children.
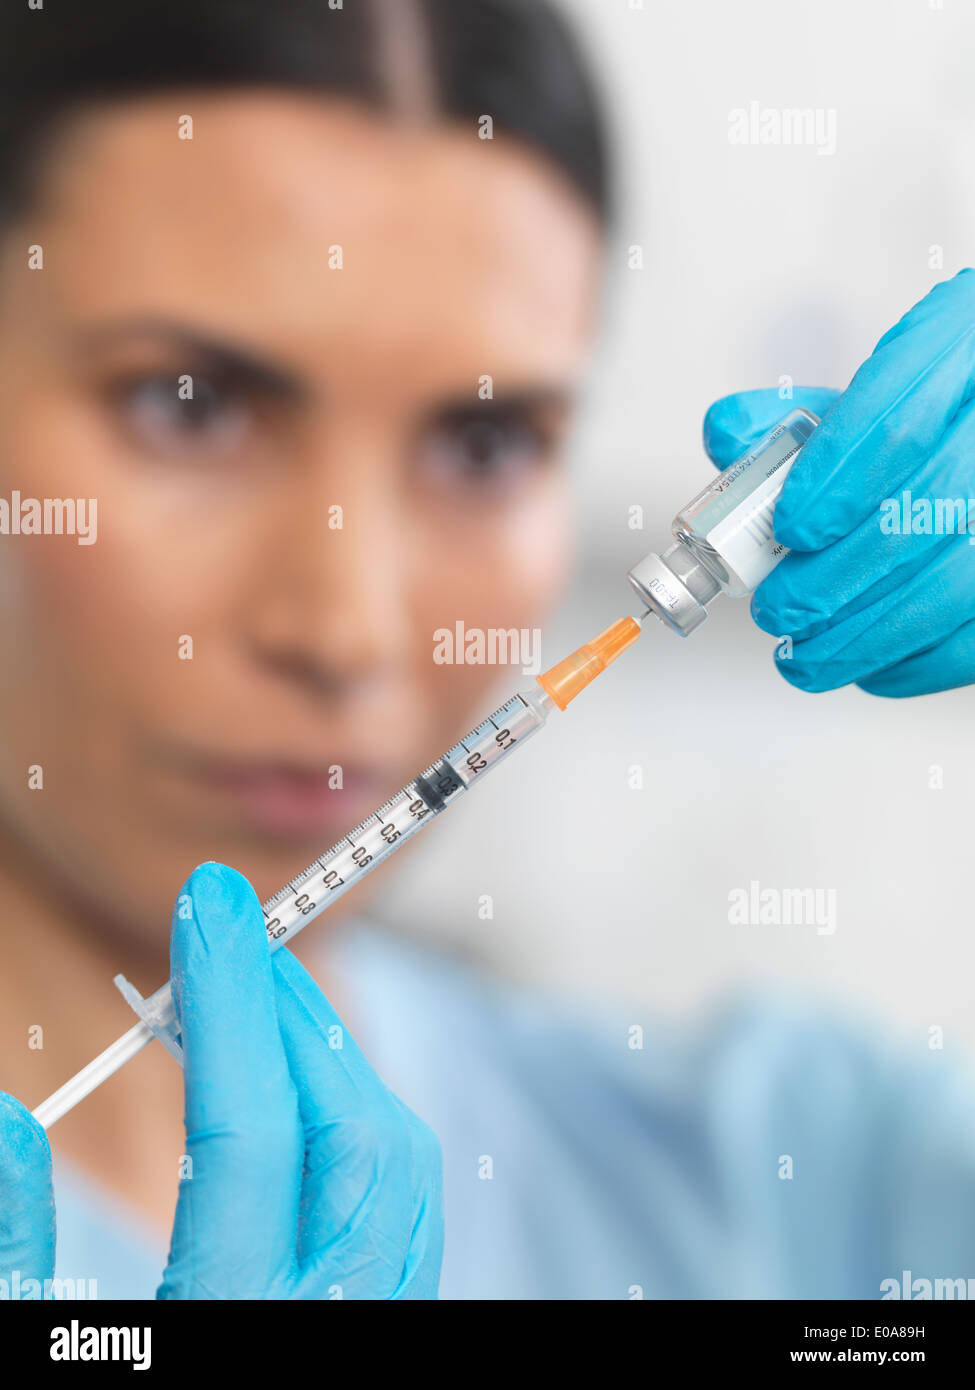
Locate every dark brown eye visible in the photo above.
<box><xmin>416</xmin><ymin>416</ymin><xmax>553</xmax><ymax>494</ymax></box>
<box><xmin>113</xmin><ymin>374</ymin><xmax>251</xmax><ymax>457</ymax></box>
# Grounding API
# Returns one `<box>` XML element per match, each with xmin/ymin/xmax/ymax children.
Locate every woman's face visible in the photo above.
<box><xmin>0</xmin><ymin>93</ymin><xmax>601</xmax><ymax>947</ymax></box>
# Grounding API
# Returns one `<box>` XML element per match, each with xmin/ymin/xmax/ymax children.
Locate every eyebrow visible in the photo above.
<box><xmin>68</xmin><ymin>315</ymin><xmax>578</xmax><ymax>420</ymax></box>
<box><xmin>428</xmin><ymin>385</ymin><xmax>577</xmax><ymax>430</ymax></box>
<box><xmin>68</xmin><ymin>316</ymin><xmax>313</xmax><ymax>403</ymax></box>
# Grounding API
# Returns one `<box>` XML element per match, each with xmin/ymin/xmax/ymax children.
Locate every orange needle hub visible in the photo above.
<box><xmin>536</xmin><ymin>616</ymin><xmax>642</xmax><ymax>711</ymax></box>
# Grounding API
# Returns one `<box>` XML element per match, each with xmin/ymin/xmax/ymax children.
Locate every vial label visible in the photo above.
<box><xmin>675</xmin><ymin>411</ymin><xmax>817</xmax><ymax>595</ymax></box>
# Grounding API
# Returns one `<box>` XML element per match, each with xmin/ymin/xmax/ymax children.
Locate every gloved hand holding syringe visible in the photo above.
<box><xmin>33</xmin><ymin>406</ymin><xmax>818</xmax><ymax>1132</ymax></box>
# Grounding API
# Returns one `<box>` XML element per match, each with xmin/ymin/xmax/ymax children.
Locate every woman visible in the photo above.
<box><xmin>1</xmin><ymin>0</ymin><xmax>973</xmax><ymax>1300</ymax></box>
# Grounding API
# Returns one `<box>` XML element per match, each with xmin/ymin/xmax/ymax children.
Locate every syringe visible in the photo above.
<box><xmin>32</xmin><ymin>614</ymin><xmax>643</xmax><ymax>1129</ymax></box>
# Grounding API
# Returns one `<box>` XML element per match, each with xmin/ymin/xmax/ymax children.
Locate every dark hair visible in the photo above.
<box><xmin>0</xmin><ymin>0</ymin><xmax>609</xmax><ymax>230</ymax></box>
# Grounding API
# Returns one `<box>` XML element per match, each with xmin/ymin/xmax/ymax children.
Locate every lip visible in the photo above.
<box><xmin>163</xmin><ymin>750</ymin><xmax>394</xmax><ymax>839</ymax></box>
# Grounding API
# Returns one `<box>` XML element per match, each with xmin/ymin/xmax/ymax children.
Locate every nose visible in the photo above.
<box><xmin>243</xmin><ymin>432</ymin><xmax>413</xmax><ymax>700</ymax></box>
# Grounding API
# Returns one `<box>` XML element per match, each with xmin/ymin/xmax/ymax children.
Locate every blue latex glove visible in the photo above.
<box><xmin>162</xmin><ymin>862</ymin><xmax>443</xmax><ymax>1299</ymax></box>
<box><xmin>0</xmin><ymin>862</ymin><xmax>443</xmax><ymax>1300</ymax></box>
<box><xmin>0</xmin><ymin>1094</ymin><xmax>54</xmax><ymax>1298</ymax></box>
<box><xmin>702</xmin><ymin>269</ymin><xmax>975</xmax><ymax>696</ymax></box>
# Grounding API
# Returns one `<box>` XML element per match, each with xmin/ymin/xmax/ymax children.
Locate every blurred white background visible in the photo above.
<box><xmin>369</xmin><ymin>0</ymin><xmax>975</xmax><ymax>1047</ymax></box>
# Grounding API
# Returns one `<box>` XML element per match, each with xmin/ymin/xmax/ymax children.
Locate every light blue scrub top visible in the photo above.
<box><xmin>53</xmin><ymin>924</ymin><xmax>975</xmax><ymax>1300</ymax></box>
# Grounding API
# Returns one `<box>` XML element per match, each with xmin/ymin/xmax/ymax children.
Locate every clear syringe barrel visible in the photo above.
<box><xmin>260</xmin><ymin>684</ymin><xmax>553</xmax><ymax>951</ymax></box>
<box><xmin>110</xmin><ymin>688</ymin><xmax>555</xmax><ymax>1066</ymax></box>
<box><xmin>31</xmin><ymin>687</ymin><xmax>555</xmax><ymax>1128</ymax></box>
<box><xmin>33</xmin><ymin>617</ymin><xmax>641</xmax><ymax>1129</ymax></box>
<box><xmin>627</xmin><ymin>407</ymin><xmax>820</xmax><ymax>636</ymax></box>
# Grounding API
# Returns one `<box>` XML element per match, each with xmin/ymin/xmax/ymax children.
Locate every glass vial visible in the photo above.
<box><xmin>628</xmin><ymin>407</ymin><xmax>819</xmax><ymax>636</ymax></box>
